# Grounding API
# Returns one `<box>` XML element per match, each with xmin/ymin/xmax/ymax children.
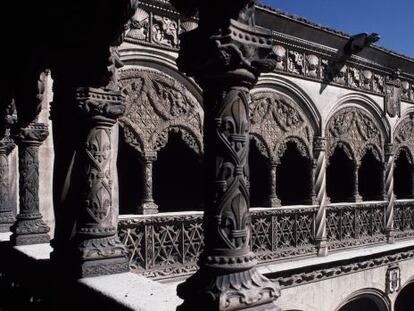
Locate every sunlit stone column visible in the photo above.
<box><xmin>351</xmin><ymin>162</ymin><xmax>363</xmax><ymax>202</ymax></box>
<box><xmin>171</xmin><ymin>0</ymin><xmax>280</xmax><ymax>309</ymax></box>
<box><xmin>268</xmin><ymin>161</ymin><xmax>281</xmax><ymax>207</ymax></box>
<box><xmin>137</xmin><ymin>152</ymin><xmax>158</xmax><ymax>214</ymax></box>
<box><xmin>11</xmin><ymin>123</ymin><xmax>50</xmax><ymax>245</ymax></box>
<box><xmin>385</xmin><ymin>143</ymin><xmax>395</xmax><ymax>243</ymax></box>
<box><xmin>313</xmin><ymin>136</ymin><xmax>328</xmax><ymax>256</ymax></box>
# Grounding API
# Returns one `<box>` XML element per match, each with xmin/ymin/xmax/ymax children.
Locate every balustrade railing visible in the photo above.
<box><xmin>119</xmin><ymin>206</ymin><xmax>317</xmax><ymax>279</ymax></box>
<box><xmin>394</xmin><ymin>200</ymin><xmax>414</xmax><ymax>239</ymax></box>
<box><xmin>326</xmin><ymin>202</ymin><xmax>386</xmax><ymax>250</ymax></box>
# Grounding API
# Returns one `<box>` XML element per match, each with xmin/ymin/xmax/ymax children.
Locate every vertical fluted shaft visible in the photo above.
<box><xmin>138</xmin><ymin>152</ymin><xmax>158</xmax><ymax>214</ymax></box>
<box><xmin>11</xmin><ymin>123</ymin><xmax>50</xmax><ymax>245</ymax></box>
<box><xmin>385</xmin><ymin>143</ymin><xmax>395</xmax><ymax>243</ymax></box>
<box><xmin>268</xmin><ymin>162</ymin><xmax>281</xmax><ymax>207</ymax></box>
<box><xmin>313</xmin><ymin>137</ymin><xmax>328</xmax><ymax>256</ymax></box>
<box><xmin>0</xmin><ymin>139</ymin><xmax>15</xmax><ymax>232</ymax></box>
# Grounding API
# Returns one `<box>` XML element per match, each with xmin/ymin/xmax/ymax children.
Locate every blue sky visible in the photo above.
<box><xmin>260</xmin><ymin>0</ymin><xmax>414</xmax><ymax>58</ymax></box>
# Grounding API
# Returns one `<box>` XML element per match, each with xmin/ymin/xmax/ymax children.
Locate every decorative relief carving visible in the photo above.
<box><xmin>326</xmin><ymin>107</ymin><xmax>384</xmax><ymax>163</ymax></box>
<box><xmin>394</xmin><ymin>114</ymin><xmax>414</xmax><ymax>161</ymax></box>
<box><xmin>119</xmin><ymin>69</ymin><xmax>203</xmax><ymax>154</ymax></box>
<box><xmin>152</xmin><ymin>15</ymin><xmax>178</xmax><ymax>47</ymax></box>
<box><xmin>126</xmin><ymin>8</ymin><xmax>150</xmax><ymax>41</ymax></box>
<box><xmin>273</xmin><ymin>45</ymin><xmax>286</xmax><ymax>71</ymax></box>
<box><xmin>250</xmin><ymin>91</ymin><xmax>313</xmax><ymax>163</ymax></box>
<box><xmin>361</xmin><ymin>70</ymin><xmax>373</xmax><ymax>90</ymax></box>
<box><xmin>373</xmin><ymin>74</ymin><xmax>385</xmax><ymax>93</ymax></box>
<box><xmin>287</xmin><ymin>51</ymin><xmax>304</xmax><ymax>75</ymax></box>
<box><xmin>305</xmin><ymin>54</ymin><xmax>319</xmax><ymax>78</ymax></box>
<box><xmin>386</xmin><ymin>264</ymin><xmax>401</xmax><ymax>294</ymax></box>
<box><xmin>348</xmin><ymin>67</ymin><xmax>361</xmax><ymax>88</ymax></box>
<box><xmin>385</xmin><ymin>70</ymin><xmax>402</xmax><ymax>118</ymax></box>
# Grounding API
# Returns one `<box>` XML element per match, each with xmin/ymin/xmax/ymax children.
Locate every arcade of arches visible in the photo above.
<box><xmin>117</xmin><ymin>86</ymin><xmax>414</xmax><ymax>214</ymax></box>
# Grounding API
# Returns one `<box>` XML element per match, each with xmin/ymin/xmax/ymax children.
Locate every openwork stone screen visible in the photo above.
<box><xmin>326</xmin><ymin>202</ymin><xmax>386</xmax><ymax>250</ymax></box>
<box><xmin>118</xmin><ymin>202</ymin><xmax>399</xmax><ymax>279</ymax></box>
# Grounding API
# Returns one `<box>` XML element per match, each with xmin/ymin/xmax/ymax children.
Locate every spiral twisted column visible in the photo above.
<box><xmin>385</xmin><ymin>143</ymin><xmax>395</xmax><ymax>243</ymax></box>
<box><xmin>11</xmin><ymin>123</ymin><xmax>50</xmax><ymax>245</ymax></box>
<box><xmin>313</xmin><ymin>137</ymin><xmax>328</xmax><ymax>256</ymax></box>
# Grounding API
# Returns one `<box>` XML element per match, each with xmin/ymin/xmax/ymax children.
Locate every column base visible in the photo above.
<box><xmin>11</xmin><ymin>232</ymin><xmax>50</xmax><ymax>245</ymax></box>
<box><xmin>74</xmin><ymin>234</ymin><xmax>130</xmax><ymax>278</ymax></box>
<box><xmin>177</xmin><ymin>267</ymin><xmax>280</xmax><ymax>311</ymax></box>
<box><xmin>316</xmin><ymin>238</ymin><xmax>328</xmax><ymax>257</ymax></box>
<box><xmin>11</xmin><ymin>217</ymin><xmax>50</xmax><ymax>245</ymax></box>
<box><xmin>0</xmin><ymin>212</ymin><xmax>16</xmax><ymax>232</ymax></box>
<box><xmin>348</xmin><ymin>194</ymin><xmax>363</xmax><ymax>203</ymax></box>
<box><xmin>386</xmin><ymin>229</ymin><xmax>395</xmax><ymax>244</ymax></box>
<box><xmin>137</xmin><ymin>201</ymin><xmax>158</xmax><ymax>214</ymax></box>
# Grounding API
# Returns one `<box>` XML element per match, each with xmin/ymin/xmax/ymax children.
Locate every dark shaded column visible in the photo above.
<box><xmin>72</xmin><ymin>88</ymin><xmax>129</xmax><ymax>277</ymax></box>
<box><xmin>171</xmin><ymin>1</ymin><xmax>280</xmax><ymax>309</ymax></box>
<box><xmin>11</xmin><ymin>123</ymin><xmax>50</xmax><ymax>245</ymax></box>
<box><xmin>137</xmin><ymin>152</ymin><xmax>158</xmax><ymax>214</ymax></box>
<box><xmin>268</xmin><ymin>161</ymin><xmax>281</xmax><ymax>207</ymax></box>
<box><xmin>0</xmin><ymin>137</ymin><xmax>15</xmax><ymax>232</ymax></box>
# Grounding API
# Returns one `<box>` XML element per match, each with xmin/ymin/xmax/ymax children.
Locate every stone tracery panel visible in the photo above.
<box><xmin>326</xmin><ymin>107</ymin><xmax>384</xmax><ymax>164</ymax></box>
<box><xmin>394</xmin><ymin>114</ymin><xmax>414</xmax><ymax>159</ymax></box>
<box><xmin>119</xmin><ymin>68</ymin><xmax>203</xmax><ymax>155</ymax></box>
<box><xmin>250</xmin><ymin>91</ymin><xmax>314</xmax><ymax>163</ymax></box>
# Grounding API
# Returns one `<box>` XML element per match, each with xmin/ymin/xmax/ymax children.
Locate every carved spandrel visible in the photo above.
<box><xmin>326</xmin><ymin>107</ymin><xmax>384</xmax><ymax>163</ymax></box>
<box><xmin>250</xmin><ymin>91</ymin><xmax>313</xmax><ymax>162</ymax></box>
<box><xmin>385</xmin><ymin>72</ymin><xmax>402</xmax><ymax>118</ymax></box>
<box><xmin>119</xmin><ymin>69</ymin><xmax>203</xmax><ymax>154</ymax></box>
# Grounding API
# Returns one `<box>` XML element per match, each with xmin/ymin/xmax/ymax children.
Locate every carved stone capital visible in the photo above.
<box><xmin>313</xmin><ymin>136</ymin><xmax>326</xmax><ymax>153</ymax></box>
<box><xmin>13</xmin><ymin>123</ymin><xmax>48</xmax><ymax>146</ymax></box>
<box><xmin>385</xmin><ymin>143</ymin><xmax>395</xmax><ymax>157</ymax></box>
<box><xmin>77</xmin><ymin>87</ymin><xmax>126</xmax><ymax>122</ymax></box>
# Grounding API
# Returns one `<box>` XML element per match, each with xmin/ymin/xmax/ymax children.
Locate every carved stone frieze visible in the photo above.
<box><xmin>287</xmin><ymin>50</ymin><xmax>304</xmax><ymax>75</ymax></box>
<box><xmin>0</xmin><ymin>137</ymin><xmax>15</xmax><ymax>232</ymax></box>
<box><xmin>385</xmin><ymin>71</ymin><xmax>402</xmax><ymax>118</ymax></box>
<box><xmin>305</xmin><ymin>54</ymin><xmax>319</xmax><ymax>78</ymax></box>
<box><xmin>126</xmin><ymin>8</ymin><xmax>150</xmax><ymax>41</ymax></box>
<box><xmin>326</xmin><ymin>107</ymin><xmax>384</xmax><ymax>164</ymax></box>
<box><xmin>119</xmin><ymin>68</ymin><xmax>203</xmax><ymax>155</ymax></box>
<box><xmin>250</xmin><ymin>91</ymin><xmax>313</xmax><ymax>163</ymax></box>
<box><xmin>152</xmin><ymin>15</ymin><xmax>179</xmax><ymax>48</ymax></box>
<box><xmin>272</xmin><ymin>45</ymin><xmax>286</xmax><ymax>71</ymax></box>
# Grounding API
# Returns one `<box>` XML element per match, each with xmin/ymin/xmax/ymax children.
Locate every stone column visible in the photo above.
<box><xmin>0</xmin><ymin>137</ymin><xmax>15</xmax><ymax>232</ymax></box>
<box><xmin>71</xmin><ymin>88</ymin><xmax>129</xmax><ymax>277</ymax></box>
<box><xmin>385</xmin><ymin>143</ymin><xmax>395</xmax><ymax>243</ymax></box>
<box><xmin>11</xmin><ymin>123</ymin><xmax>50</xmax><ymax>245</ymax></box>
<box><xmin>172</xmin><ymin>1</ymin><xmax>280</xmax><ymax>310</ymax></box>
<box><xmin>313</xmin><ymin>137</ymin><xmax>328</xmax><ymax>256</ymax></box>
<box><xmin>350</xmin><ymin>162</ymin><xmax>363</xmax><ymax>202</ymax></box>
<box><xmin>137</xmin><ymin>152</ymin><xmax>158</xmax><ymax>214</ymax></box>
<box><xmin>268</xmin><ymin>161</ymin><xmax>281</xmax><ymax>207</ymax></box>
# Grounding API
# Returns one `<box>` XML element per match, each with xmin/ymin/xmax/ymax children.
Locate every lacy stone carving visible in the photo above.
<box><xmin>152</xmin><ymin>15</ymin><xmax>179</xmax><ymax>48</ymax></box>
<box><xmin>326</xmin><ymin>107</ymin><xmax>384</xmax><ymax>164</ymax></box>
<box><xmin>119</xmin><ymin>69</ymin><xmax>203</xmax><ymax>155</ymax></box>
<box><xmin>394</xmin><ymin>114</ymin><xmax>414</xmax><ymax>160</ymax></box>
<box><xmin>250</xmin><ymin>91</ymin><xmax>314</xmax><ymax>163</ymax></box>
<box><xmin>126</xmin><ymin>8</ymin><xmax>150</xmax><ymax>41</ymax></box>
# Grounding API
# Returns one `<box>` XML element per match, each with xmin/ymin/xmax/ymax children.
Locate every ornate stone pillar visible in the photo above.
<box><xmin>350</xmin><ymin>162</ymin><xmax>363</xmax><ymax>202</ymax></box>
<box><xmin>171</xmin><ymin>1</ymin><xmax>280</xmax><ymax>310</ymax></box>
<box><xmin>137</xmin><ymin>152</ymin><xmax>158</xmax><ymax>214</ymax></box>
<box><xmin>11</xmin><ymin>123</ymin><xmax>50</xmax><ymax>245</ymax></box>
<box><xmin>69</xmin><ymin>88</ymin><xmax>129</xmax><ymax>277</ymax></box>
<box><xmin>268</xmin><ymin>161</ymin><xmax>281</xmax><ymax>207</ymax></box>
<box><xmin>385</xmin><ymin>143</ymin><xmax>395</xmax><ymax>243</ymax></box>
<box><xmin>0</xmin><ymin>137</ymin><xmax>15</xmax><ymax>232</ymax></box>
<box><xmin>313</xmin><ymin>137</ymin><xmax>328</xmax><ymax>256</ymax></box>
